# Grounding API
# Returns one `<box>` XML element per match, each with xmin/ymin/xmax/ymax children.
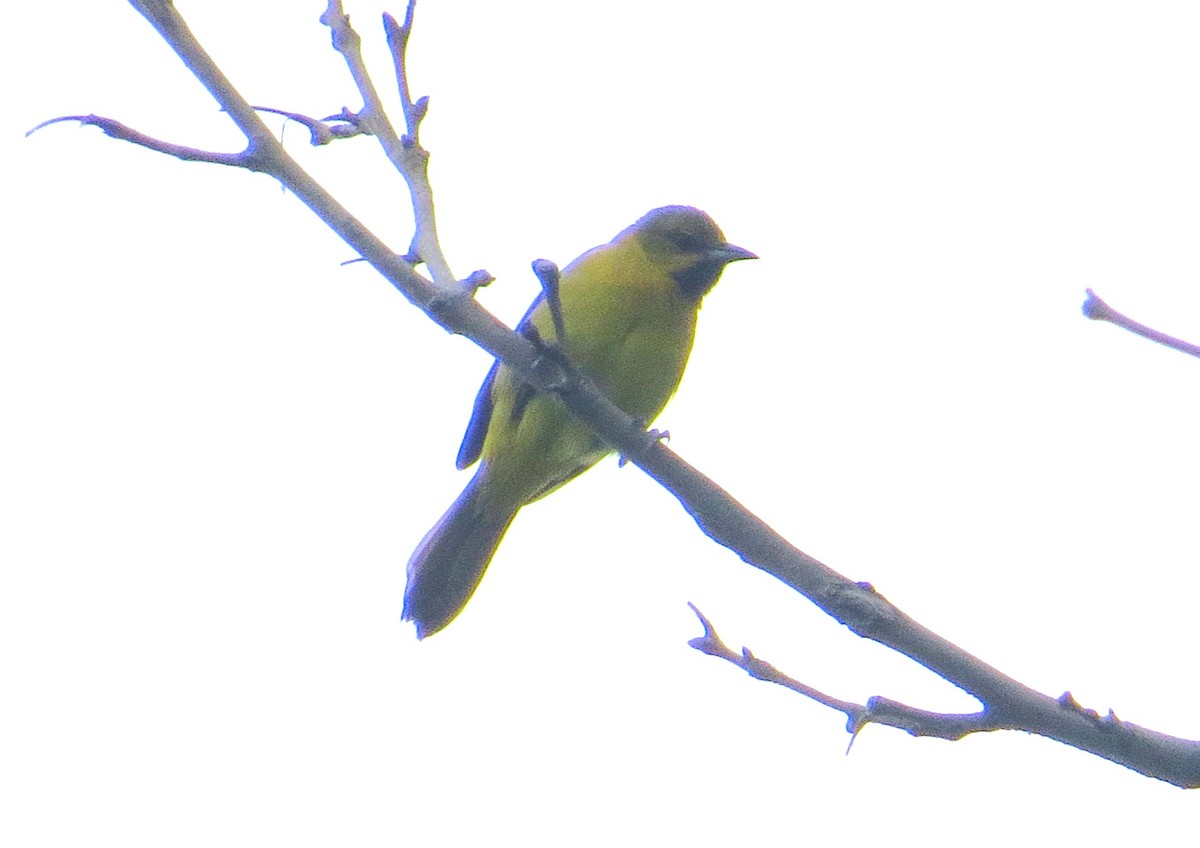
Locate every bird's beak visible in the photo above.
<box><xmin>712</xmin><ymin>243</ymin><xmax>758</xmax><ymax>264</ymax></box>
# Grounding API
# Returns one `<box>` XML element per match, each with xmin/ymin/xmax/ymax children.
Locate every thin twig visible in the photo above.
<box><xmin>27</xmin><ymin>115</ymin><xmax>250</xmax><ymax>167</ymax></box>
<box><xmin>687</xmin><ymin>604</ymin><xmax>1004</xmax><ymax>743</ymax></box>
<box><xmin>1082</xmin><ymin>288</ymin><xmax>1200</xmax><ymax>359</ymax></box>
<box><xmin>321</xmin><ymin>0</ymin><xmax>453</xmax><ymax>286</ymax></box>
<box><xmin>383</xmin><ymin>3</ymin><xmax>429</xmax><ymax>145</ymax></box>
<box><xmin>685</xmin><ymin>603</ymin><xmax>1200</xmax><ymax>784</ymax></box>
<box><xmin>251</xmin><ymin>106</ymin><xmax>371</xmax><ymax>145</ymax></box>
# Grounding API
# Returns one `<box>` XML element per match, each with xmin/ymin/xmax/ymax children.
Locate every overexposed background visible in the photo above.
<box><xmin>4</xmin><ymin>1</ymin><xmax>1199</xmax><ymax>843</ymax></box>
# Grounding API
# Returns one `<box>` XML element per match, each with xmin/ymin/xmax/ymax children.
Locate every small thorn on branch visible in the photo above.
<box><xmin>424</xmin><ymin>270</ymin><xmax>496</xmax><ymax>323</ymax></box>
<box><xmin>618</xmin><ymin>426</ymin><xmax>668</xmax><ymax>468</ymax></box>
<box><xmin>411</xmin><ymin>96</ymin><xmax>430</xmax><ymax>124</ymax></box>
<box><xmin>339</xmin><ymin>250</ymin><xmax>417</xmax><ymax>269</ymax></box>
<box><xmin>461</xmin><ymin>269</ymin><xmax>495</xmax><ymax>293</ymax></box>
<box><xmin>686</xmin><ymin>602</ymin><xmax>723</xmax><ymax>655</ymax></box>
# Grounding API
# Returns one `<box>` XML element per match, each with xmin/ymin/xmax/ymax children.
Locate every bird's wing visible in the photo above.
<box><xmin>454</xmin><ymin>293</ymin><xmax>547</xmax><ymax>470</ymax></box>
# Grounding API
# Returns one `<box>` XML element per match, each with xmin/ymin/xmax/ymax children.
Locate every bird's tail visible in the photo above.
<box><xmin>402</xmin><ymin>467</ymin><xmax>518</xmax><ymax>639</ymax></box>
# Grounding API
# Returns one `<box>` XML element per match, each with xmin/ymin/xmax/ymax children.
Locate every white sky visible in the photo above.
<box><xmin>5</xmin><ymin>1</ymin><xmax>1200</xmax><ymax>843</ymax></box>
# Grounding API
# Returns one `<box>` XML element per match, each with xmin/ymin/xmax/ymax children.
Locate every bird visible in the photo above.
<box><xmin>402</xmin><ymin>206</ymin><xmax>756</xmax><ymax>638</ymax></box>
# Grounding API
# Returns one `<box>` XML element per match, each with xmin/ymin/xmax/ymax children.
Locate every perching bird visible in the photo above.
<box><xmin>402</xmin><ymin>206</ymin><xmax>755</xmax><ymax>638</ymax></box>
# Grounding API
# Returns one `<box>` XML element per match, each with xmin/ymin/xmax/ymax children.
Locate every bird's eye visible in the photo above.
<box><xmin>667</xmin><ymin>228</ymin><xmax>706</xmax><ymax>252</ymax></box>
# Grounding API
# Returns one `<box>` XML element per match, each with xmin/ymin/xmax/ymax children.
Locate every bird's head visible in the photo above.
<box><xmin>625</xmin><ymin>205</ymin><xmax>757</xmax><ymax>301</ymax></box>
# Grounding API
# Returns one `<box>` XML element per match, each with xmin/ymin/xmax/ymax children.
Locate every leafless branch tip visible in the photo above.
<box><xmin>27</xmin><ymin>115</ymin><xmax>251</xmax><ymax>168</ymax></box>
<box><xmin>1082</xmin><ymin>288</ymin><xmax>1200</xmax><ymax>359</ymax></box>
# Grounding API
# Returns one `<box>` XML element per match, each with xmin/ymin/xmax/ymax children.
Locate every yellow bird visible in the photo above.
<box><xmin>403</xmin><ymin>206</ymin><xmax>755</xmax><ymax>638</ymax></box>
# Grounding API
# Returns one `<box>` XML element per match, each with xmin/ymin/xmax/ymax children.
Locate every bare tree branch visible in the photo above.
<box><xmin>34</xmin><ymin>0</ymin><xmax>1200</xmax><ymax>787</ymax></box>
<box><xmin>688</xmin><ymin>604</ymin><xmax>1004</xmax><ymax>743</ymax></box>
<box><xmin>1083</xmin><ymin>288</ymin><xmax>1200</xmax><ymax>359</ymax></box>
<box><xmin>27</xmin><ymin>114</ymin><xmax>246</xmax><ymax>166</ymax></box>
<box><xmin>321</xmin><ymin>0</ymin><xmax>451</xmax><ymax>286</ymax></box>
<box><xmin>688</xmin><ymin>603</ymin><xmax>1200</xmax><ymax>785</ymax></box>
<box><xmin>249</xmin><ymin>106</ymin><xmax>370</xmax><ymax>145</ymax></box>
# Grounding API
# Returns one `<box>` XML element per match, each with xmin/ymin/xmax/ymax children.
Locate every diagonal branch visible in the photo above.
<box><xmin>686</xmin><ymin>603</ymin><xmax>1200</xmax><ymax>785</ymax></box>
<box><xmin>35</xmin><ymin>0</ymin><xmax>1200</xmax><ymax>788</ymax></box>
<box><xmin>1083</xmin><ymin>288</ymin><xmax>1200</xmax><ymax>359</ymax></box>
